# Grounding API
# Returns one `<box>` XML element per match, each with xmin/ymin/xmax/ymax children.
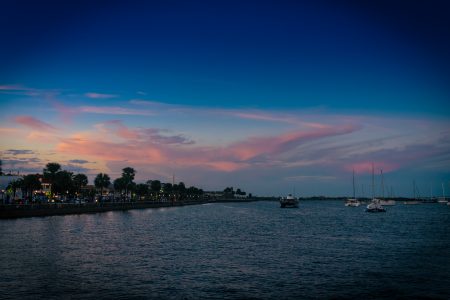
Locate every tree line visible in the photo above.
<box><xmin>4</xmin><ymin>162</ymin><xmax>206</xmax><ymax>203</ymax></box>
<box><xmin>3</xmin><ymin>161</ymin><xmax>249</xmax><ymax>203</ymax></box>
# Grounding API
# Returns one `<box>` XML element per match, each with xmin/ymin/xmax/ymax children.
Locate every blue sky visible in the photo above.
<box><xmin>1</xmin><ymin>0</ymin><xmax>449</xmax><ymax>196</ymax></box>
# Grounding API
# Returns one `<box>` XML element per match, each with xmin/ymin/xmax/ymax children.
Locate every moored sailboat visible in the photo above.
<box><xmin>366</xmin><ymin>164</ymin><xmax>386</xmax><ymax>213</ymax></box>
<box><xmin>345</xmin><ymin>169</ymin><xmax>360</xmax><ymax>207</ymax></box>
<box><xmin>437</xmin><ymin>183</ymin><xmax>447</xmax><ymax>204</ymax></box>
<box><xmin>379</xmin><ymin>169</ymin><xmax>396</xmax><ymax>206</ymax></box>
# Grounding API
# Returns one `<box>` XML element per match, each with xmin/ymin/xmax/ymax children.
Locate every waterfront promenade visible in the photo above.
<box><xmin>0</xmin><ymin>198</ymin><xmax>265</xmax><ymax>219</ymax></box>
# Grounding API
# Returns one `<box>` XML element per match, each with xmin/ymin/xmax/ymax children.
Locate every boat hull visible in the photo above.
<box><xmin>366</xmin><ymin>200</ymin><xmax>386</xmax><ymax>212</ymax></box>
<box><xmin>280</xmin><ymin>199</ymin><xmax>299</xmax><ymax>208</ymax></box>
<box><xmin>345</xmin><ymin>199</ymin><xmax>360</xmax><ymax>207</ymax></box>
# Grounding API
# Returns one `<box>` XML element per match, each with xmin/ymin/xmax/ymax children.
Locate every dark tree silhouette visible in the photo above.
<box><xmin>73</xmin><ymin>173</ymin><xmax>88</xmax><ymax>195</ymax></box>
<box><xmin>150</xmin><ymin>180</ymin><xmax>161</xmax><ymax>200</ymax></box>
<box><xmin>43</xmin><ymin>162</ymin><xmax>61</xmax><ymax>198</ymax></box>
<box><xmin>94</xmin><ymin>173</ymin><xmax>111</xmax><ymax>200</ymax></box>
<box><xmin>135</xmin><ymin>183</ymin><xmax>148</xmax><ymax>201</ymax></box>
<box><xmin>22</xmin><ymin>174</ymin><xmax>42</xmax><ymax>201</ymax></box>
<box><xmin>121</xmin><ymin>167</ymin><xmax>136</xmax><ymax>200</ymax></box>
<box><xmin>53</xmin><ymin>170</ymin><xmax>75</xmax><ymax>198</ymax></box>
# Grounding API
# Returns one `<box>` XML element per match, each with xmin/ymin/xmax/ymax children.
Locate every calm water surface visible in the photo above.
<box><xmin>1</xmin><ymin>200</ymin><xmax>449</xmax><ymax>299</ymax></box>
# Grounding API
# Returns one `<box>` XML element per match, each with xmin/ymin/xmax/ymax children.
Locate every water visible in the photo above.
<box><xmin>1</xmin><ymin>200</ymin><xmax>449</xmax><ymax>299</ymax></box>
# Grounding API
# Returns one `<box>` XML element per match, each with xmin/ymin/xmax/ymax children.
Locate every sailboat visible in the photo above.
<box><xmin>437</xmin><ymin>182</ymin><xmax>447</xmax><ymax>204</ymax></box>
<box><xmin>404</xmin><ymin>180</ymin><xmax>420</xmax><ymax>205</ymax></box>
<box><xmin>345</xmin><ymin>169</ymin><xmax>360</xmax><ymax>207</ymax></box>
<box><xmin>366</xmin><ymin>164</ymin><xmax>386</xmax><ymax>212</ymax></box>
<box><xmin>379</xmin><ymin>169</ymin><xmax>396</xmax><ymax>206</ymax></box>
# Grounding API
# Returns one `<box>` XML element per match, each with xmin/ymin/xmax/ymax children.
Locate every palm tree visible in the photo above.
<box><xmin>73</xmin><ymin>174</ymin><xmax>88</xmax><ymax>196</ymax></box>
<box><xmin>135</xmin><ymin>183</ymin><xmax>148</xmax><ymax>201</ymax></box>
<box><xmin>94</xmin><ymin>173</ymin><xmax>111</xmax><ymax>201</ymax></box>
<box><xmin>22</xmin><ymin>174</ymin><xmax>42</xmax><ymax>202</ymax></box>
<box><xmin>43</xmin><ymin>162</ymin><xmax>61</xmax><ymax>198</ymax></box>
<box><xmin>121</xmin><ymin>167</ymin><xmax>136</xmax><ymax>200</ymax></box>
<box><xmin>150</xmin><ymin>180</ymin><xmax>161</xmax><ymax>201</ymax></box>
<box><xmin>53</xmin><ymin>171</ymin><xmax>74</xmax><ymax>201</ymax></box>
<box><xmin>114</xmin><ymin>177</ymin><xmax>127</xmax><ymax>201</ymax></box>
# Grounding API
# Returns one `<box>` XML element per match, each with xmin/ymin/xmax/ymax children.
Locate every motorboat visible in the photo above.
<box><xmin>280</xmin><ymin>194</ymin><xmax>299</xmax><ymax>208</ymax></box>
<box><xmin>345</xmin><ymin>198</ymin><xmax>360</xmax><ymax>207</ymax></box>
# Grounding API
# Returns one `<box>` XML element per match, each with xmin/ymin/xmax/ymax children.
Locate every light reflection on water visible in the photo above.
<box><xmin>0</xmin><ymin>200</ymin><xmax>449</xmax><ymax>299</ymax></box>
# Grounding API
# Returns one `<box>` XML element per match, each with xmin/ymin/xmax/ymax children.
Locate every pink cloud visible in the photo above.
<box><xmin>0</xmin><ymin>127</ymin><xmax>20</xmax><ymax>134</ymax></box>
<box><xmin>100</xmin><ymin>120</ymin><xmax>140</xmax><ymax>140</ymax></box>
<box><xmin>79</xmin><ymin>106</ymin><xmax>154</xmax><ymax>116</ymax></box>
<box><xmin>85</xmin><ymin>92</ymin><xmax>118</xmax><ymax>99</ymax></box>
<box><xmin>226</xmin><ymin>124</ymin><xmax>360</xmax><ymax>161</ymax></box>
<box><xmin>14</xmin><ymin>116</ymin><xmax>57</xmax><ymax>131</ymax></box>
<box><xmin>55</xmin><ymin>122</ymin><xmax>360</xmax><ymax>173</ymax></box>
<box><xmin>345</xmin><ymin>161</ymin><xmax>400</xmax><ymax>174</ymax></box>
<box><xmin>0</xmin><ymin>84</ymin><xmax>25</xmax><ymax>90</ymax></box>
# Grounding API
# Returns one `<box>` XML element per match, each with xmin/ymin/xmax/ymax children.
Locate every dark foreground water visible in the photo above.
<box><xmin>1</xmin><ymin>200</ymin><xmax>449</xmax><ymax>299</ymax></box>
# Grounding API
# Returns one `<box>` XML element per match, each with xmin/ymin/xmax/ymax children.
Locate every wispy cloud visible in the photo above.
<box><xmin>68</xmin><ymin>159</ymin><xmax>90</xmax><ymax>164</ymax></box>
<box><xmin>284</xmin><ymin>175</ymin><xmax>336</xmax><ymax>181</ymax></box>
<box><xmin>85</xmin><ymin>92</ymin><xmax>118</xmax><ymax>99</ymax></box>
<box><xmin>55</xmin><ymin>121</ymin><xmax>360</xmax><ymax>173</ymax></box>
<box><xmin>79</xmin><ymin>106</ymin><xmax>154</xmax><ymax>116</ymax></box>
<box><xmin>0</xmin><ymin>84</ymin><xmax>26</xmax><ymax>91</ymax></box>
<box><xmin>14</xmin><ymin>116</ymin><xmax>57</xmax><ymax>131</ymax></box>
<box><xmin>0</xmin><ymin>84</ymin><xmax>61</xmax><ymax>97</ymax></box>
<box><xmin>4</xmin><ymin>149</ymin><xmax>34</xmax><ymax>155</ymax></box>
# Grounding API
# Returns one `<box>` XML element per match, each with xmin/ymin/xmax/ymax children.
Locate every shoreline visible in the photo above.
<box><xmin>0</xmin><ymin>198</ymin><xmax>266</xmax><ymax>219</ymax></box>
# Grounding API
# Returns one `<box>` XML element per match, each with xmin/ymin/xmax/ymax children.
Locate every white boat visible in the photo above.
<box><xmin>280</xmin><ymin>194</ymin><xmax>299</xmax><ymax>208</ymax></box>
<box><xmin>366</xmin><ymin>164</ymin><xmax>386</xmax><ymax>213</ymax></box>
<box><xmin>345</xmin><ymin>169</ymin><xmax>360</xmax><ymax>207</ymax></box>
<box><xmin>403</xmin><ymin>201</ymin><xmax>420</xmax><ymax>205</ymax></box>
<box><xmin>345</xmin><ymin>198</ymin><xmax>360</xmax><ymax>207</ymax></box>
<box><xmin>380</xmin><ymin>199</ymin><xmax>396</xmax><ymax>206</ymax></box>
<box><xmin>366</xmin><ymin>198</ymin><xmax>386</xmax><ymax>212</ymax></box>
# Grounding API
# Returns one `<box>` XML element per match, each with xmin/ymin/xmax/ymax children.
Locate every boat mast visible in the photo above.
<box><xmin>443</xmin><ymin>182</ymin><xmax>446</xmax><ymax>201</ymax></box>
<box><xmin>381</xmin><ymin>169</ymin><xmax>384</xmax><ymax>200</ymax></box>
<box><xmin>371</xmin><ymin>163</ymin><xmax>374</xmax><ymax>200</ymax></box>
<box><xmin>352</xmin><ymin>169</ymin><xmax>355</xmax><ymax>199</ymax></box>
<box><xmin>413</xmin><ymin>180</ymin><xmax>417</xmax><ymax>201</ymax></box>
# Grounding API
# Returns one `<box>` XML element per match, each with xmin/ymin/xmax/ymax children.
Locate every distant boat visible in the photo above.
<box><xmin>404</xmin><ymin>181</ymin><xmax>421</xmax><ymax>205</ymax></box>
<box><xmin>403</xmin><ymin>200</ymin><xmax>420</xmax><ymax>205</ymax></box>
<box><xmin>380</xmin><ymin>199</ymin><xmax>396</xmax><ymax>206</ymax></box>
<box><xmin>366</xmin><ymin>198</ymin><xmax>386</xmax><ymax>212</ymax></box>
<box><xmin>379</xmin><ymin>169</ymin><xmax>396</xmax><ymax>206</ymax></box>
<box><xmin>280</xmin><ymin>194</ymin><xmax>299</xmax><ymax>208</ymax></box>
<box><xmin>437</xmin><ymin>182</ymin><xmax>447</xmax><ymax>204</ymax></box>
<box><xmin>345</xmin><ymin>169</ymin><xmax>360</xmax><ymax>207</ymax></box>
<box><xmin>366</xmin><ymin>164</ymin><xmax>386</xmax><ymax>213</ymax></box>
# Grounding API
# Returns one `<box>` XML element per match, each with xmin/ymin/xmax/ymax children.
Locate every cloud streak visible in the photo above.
<box><xmin>79</xmin><ymin>106</ymin><xmax>154</xmax><ymax>116</ymax></box>
<box><xmin>85</xmin><ymin>92</ymin><xmax>118</xmax><ymax>99</ymax></box>
<box><xmin>14</xmin><ymin>116</ymin><xmax>57</xmax><ymax>131</ymax></box>
<box><xmin>55</xmin><ymin>121</ymin><xmax>361</xmax><ymax>173</ymax></box>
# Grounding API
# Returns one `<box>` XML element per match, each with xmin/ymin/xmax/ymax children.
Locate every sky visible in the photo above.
<box><xmin>1</xmin><ymin>0</ymin><xmax>450</xmax><ymax>197</ymax></box>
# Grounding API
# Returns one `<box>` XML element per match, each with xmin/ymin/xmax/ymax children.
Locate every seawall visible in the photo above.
<box><xmin>0</xmin><ymin>199</ymin><xmax>263</xmax><ymax>219</ymax></box>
